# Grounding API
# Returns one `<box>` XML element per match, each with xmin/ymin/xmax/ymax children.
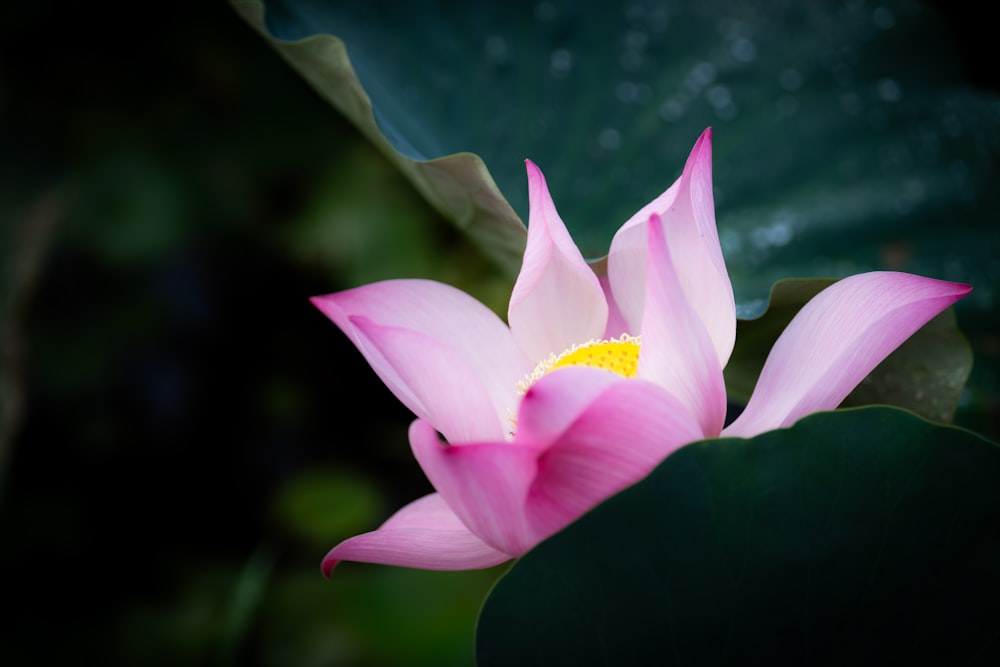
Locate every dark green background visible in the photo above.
<box><xmin>1</xmin><ymin>2</ymin><xmax>507</xmax><ymax>664</ymax></box>
<box><xmin>0</xmin><ymin>1</ymin><xmax>996</xmax><ymax>665</ymax></box>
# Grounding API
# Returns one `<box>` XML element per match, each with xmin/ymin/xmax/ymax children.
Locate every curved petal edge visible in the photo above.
<box><xmin>724</xmin><ymin>272</ymin><xmax>971</xmax><ymax>438</ymax></box>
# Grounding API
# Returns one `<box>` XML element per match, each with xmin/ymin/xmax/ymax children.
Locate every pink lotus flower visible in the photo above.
<box><xmin>311</xmin><ymin>128</ymin><xmax>970</xmax><ymax>574</ymax></box>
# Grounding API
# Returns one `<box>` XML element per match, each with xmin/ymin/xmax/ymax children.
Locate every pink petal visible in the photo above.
<box><xmin>514</xmin><ymin>365</ymin><xmax>622</xmax><ymax>446</ymax></box>
<box><xmin>311</xmin><ymin>280</ymin><xmax>529</xmax><ymax>438</ymax></box>
<box><xmin>638</xmin><ymin>214</ymin><xmax>727</xmax><ymax>436</ymax></box>
<box><xmin>412</xmin><ymin>368</ymin><xmax>704</xmax><ymax>557</ymax></box>
<box><xmin>518</xmin><ymin>367</ymin><xmax>704</xmax><ymax>542</ymax></box>
<box><xmin>349</xmin><ymin>317</ymin><xmax>510</xmax><ymax>442</ymax></box>
<box><xmin>409</xmin><ymin>420</ymin><xmax>542</xmax><ymax>556</ymax></box>
<box><xmin>321</xmin><ymin>493</ymin><xmax>511</xmax><ymax>575</ymax></box>
<box><xmin>723</xmin><ymin>272</ymin><xmax>972</xmax><ymax>438</ymax></box>
<box><xmin>598</xmin><ymin>273</ymin><xmax>630</xmax><ymax>339</ymax></box>
<box><xmin>508</xmin><ymin>160</ymin><xmax>609</xmax><ymax>364</ymax></box>
<box><xmin>607</xmin><ymin>128</ymin><xmax>736</xmax><ymax>367</ymax></box>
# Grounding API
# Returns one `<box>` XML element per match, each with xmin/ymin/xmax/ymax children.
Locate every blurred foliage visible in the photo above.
<box><xmin>0</xmin><ymin>1</ymin><xmax>506</xmax><ymax>665</ymax></box>
<box><xmin>0</xmin><ymin>1</ymin><xmax>997</xmax><ymax>667</ymax></box>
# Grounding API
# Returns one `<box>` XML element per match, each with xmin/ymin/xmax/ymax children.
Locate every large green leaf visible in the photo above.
<box><xmin>232</xmin><ymin>0</ymin><xmax>528</xmax><ymax>276</ymax></box>
<box><xmin>477</xmin><ymin>407</ymin><xmax>1000</xmax><ymax>666</ymax></box>
<box><xmin>238</xmin><ymin>0</ymin><xmax>998</xmax><ymax>305</ymax></box>
<box><xmin>234</xmin><ymin>0</ymin><xmax>999</xmax><ymax>438</ymax></box>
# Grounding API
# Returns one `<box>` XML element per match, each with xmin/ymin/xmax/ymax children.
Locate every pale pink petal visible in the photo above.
<box><xmin>508</xmin><ymin>160</ymin><xmax>608</xmax><ymax>363</ymax></box>
<box><xmin>638</xmin><ymin>214</ymin><xmax>727</xmax><ymax>436</ymax></box>
<box><xmin>350</xmin><ymin>317</ymin><xmax>507</xmax><ymax>442</ymax></box>
<box><xmin>321</xmin><ymin>493</ymin><xmax>511</xmax><ymax>575</ymax></box>
<box><xmin>607</xmin><ymin>221</ymin><xmax>650</xmax><ymax>334</ymax></box>
<box><xmin>723</xmin><ymin>272</ymin><xmax>972</xmax><ymax>438</ymax></box>
<box><xmin>378</xmin><ymin>492</ymin><xmax>469</xmax><ymax>530</ymax></box>
<box><xmin>598</xmin><ymin>273</ymin><xmax>630</xmax><ymax>339</ymax></box>
<box><xmin>518</xmin><ymin>367</ymin><xmax>704</xmax><ymax>542</ymax></box>
<box><xmin>607</xmin><ymin>128</ymin><xmax>736</xmax><ymax>366</ymax></box>
<box><xmin>311</xmin><ymin>280</ymin><xmax>529</xmax><ymax>436</ymax></box>
<box><xmin>409</xmin><ymin>420</ymin><xmax>542</xmax><ymax>556</ymax></box>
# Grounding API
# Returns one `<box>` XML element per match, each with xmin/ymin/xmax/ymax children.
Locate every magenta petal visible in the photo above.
<box><xmin>412</xmin><ymin>369</ymin><xmax>704</xmax><ymax>557</ymax></box>
<box><xmin>608</xmin><ymin>128</ymin><xmax>736</xmax><ymax>366</ymax></box>
<box><xmin>311</xmin><ymin>280</ymin><xmax>528</xmax><ymax>438</ymax></box>
<box><xmin>519</xmin><ymin>369</ymin><xmax>704</xmax><ymax>541</ymax></box>
<box><xmin>409</xmin><ymin>420</ymin><xmax>542</xmax><ymax>556</ymax></box>
<box><xmin>508</xmin><ymin>160</ymin><xmax>608</xmax><ymax>363</ymax></box>
<box><xmin>321</xmin><ymin>494</ymin><xmax>511</xmax><ymax>575</ymax></box>
<box><xmin>638</xmin><ymin>214</ymin><xmax>727</xmax><ymax>436</ymax></box>
<box><xmin>724</xmin><ymin>272</ymin><xmax>972</xmax><ymax>438</ymax></box>
<box><xmin>515</xmin><ymin>366</ymin><xmax>622</xmax><ymax>445</ymax></box>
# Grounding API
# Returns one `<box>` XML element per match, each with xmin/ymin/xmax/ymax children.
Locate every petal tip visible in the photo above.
<box><xmin>321</xmin><ymin>554</ymin><xmax>339</xmax><ymax>579</ymax></box>
<box><xmin>687</xmin><ymin>128</ymin><xmax>714</xmax><ymax>169</ymax></box>
<box><xmin>524</xmin><ymin>159</ymin><xmax>546</xmax><ymax>189</ymax></box>
<box><xmin>310</xmin><ymin>293</ymin><xmax>342</xmax><ymax>322</ymax></box>
<box><xmin>891</xmin><ymin>272</ymin><xmax>973</xmax><ymax>301</ymax></box>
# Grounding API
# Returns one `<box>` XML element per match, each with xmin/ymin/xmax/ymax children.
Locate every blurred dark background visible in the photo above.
<box><xmin>0</xmin><ymin>1</ymin><xmax>995</xmax><ymax>665</ymax></box>
<box><xmin>1</xmin><ymin>2</ymin><xmax>509</xmax><ymax>665</ymax></box>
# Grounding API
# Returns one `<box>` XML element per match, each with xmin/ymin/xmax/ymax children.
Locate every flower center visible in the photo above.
<box><xmin>508</xmin><ymin>335</ymin><xmax>641</xmax><ymax>437</ymax></box>
<box><xmin>518</xmin><ymin>334</ymin><xmax>641</xmax><ymax>393</ymax></box>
